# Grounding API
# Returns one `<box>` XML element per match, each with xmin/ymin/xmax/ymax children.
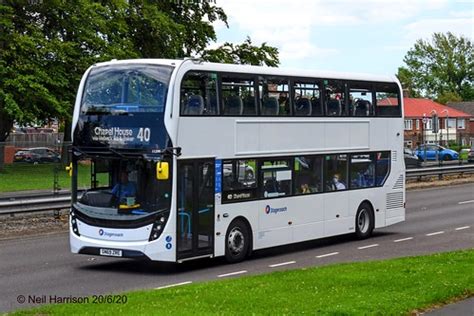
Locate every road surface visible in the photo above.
<box><xmin>0</xmin><ymin>183</ymin><xmax>472</xmax><ymax>312</ymax></box>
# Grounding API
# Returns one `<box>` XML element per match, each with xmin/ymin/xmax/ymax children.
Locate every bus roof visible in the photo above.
<box><xmin>92</xmin><ymin>58</ymin><xmax>398</xmax><ymax>84</ymax></box>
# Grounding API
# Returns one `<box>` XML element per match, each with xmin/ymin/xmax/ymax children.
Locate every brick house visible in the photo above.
<box><xmin>401</xmin><ymin>98</ymin><xmax>472</xmax><ymax>148</ymax></box>
<box><xmin>446</xmin><ymin>101</ymin><xmax>474</xmax><ymax>146</ymax></box>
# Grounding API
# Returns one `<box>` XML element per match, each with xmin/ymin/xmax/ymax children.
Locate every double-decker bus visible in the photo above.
<box><xmin>69</xmin><ymin>58</ymin><xmax>405</xmax><ymax>263</ymax></box>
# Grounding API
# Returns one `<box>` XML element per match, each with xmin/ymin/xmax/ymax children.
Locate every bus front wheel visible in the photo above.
<box><xmin>225</xmin><ymin>219</ymin><xmax>250</xmax><ymax>263</ymax></box>
<box><xmin>355</xmin><ymin>202</ymin><xmax>374</xmax><ymax>239</ymax></box>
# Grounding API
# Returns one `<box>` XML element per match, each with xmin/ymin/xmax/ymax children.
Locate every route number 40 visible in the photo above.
<box><xmin>137</xmin><ymin>127</ymin><xmax>151</xmax><ymax>142</ymax></box>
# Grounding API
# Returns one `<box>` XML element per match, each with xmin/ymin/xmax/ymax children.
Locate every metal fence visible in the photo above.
<box><xmin>5</xmin><ymin>133</ymin><xmax>64</xmax><ymax>148</ymax></box>
<box><xmin>1</xmin><ymin>165</ymin><xmax>473</xmax><ymax>215</ymax></box>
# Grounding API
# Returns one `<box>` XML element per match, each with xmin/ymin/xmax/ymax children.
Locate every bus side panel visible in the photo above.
<box><xmin>323</xmin><ymin>191</ymin><xmax>350</xmax><ymax>236</ymax></box>
<box><xmin>213</xmin><ymin>201</ymin><xmax>259</xmax><ymax>257</ymax></box>
<box><xmin>256</xmin><ymin>199</ymin><xmax>292</xmax><ymax>249</ymax></box>
<box><xmin>177</xmin><ymin>118</ymin><xmax>372</xmax><ymax>159</ymax></box>
<box><xmin>348</xmin><ymin>188</ymin><xmax>386</xmax><ymax>229</ymax></box>
<box><xmin>384</xmin><ymin>119</ymin><xmax>406</xmax><ymax>227</ymax></box>
<box><xmin>292</xmin><ymin>194</ymin><xmax>325</xmax><ymax>243</ymax></box>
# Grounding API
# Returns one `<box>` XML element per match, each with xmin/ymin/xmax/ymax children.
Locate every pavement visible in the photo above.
<box><xmin>0</xmin><ymin>183</ymin><xmax>472</xmax><ymax>313</ymax></box>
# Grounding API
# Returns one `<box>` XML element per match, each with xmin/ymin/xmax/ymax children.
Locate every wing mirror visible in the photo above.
<box><xmin>156</xmin><ymin>162</ymin><xmax>169</xmax><ymax>180</ymax></box>
<box><xmin>65</xmin><ymin>162</ymin><xmax>73</xmax><ymax>177</ymax></box>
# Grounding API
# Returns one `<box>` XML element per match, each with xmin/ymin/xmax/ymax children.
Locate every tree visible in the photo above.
<box><xmin>397</xmin><ymin>32</ymin><xmax>473</xmax><ymax>101</ymax></box>
<box><xmin>396</xmin><ymin>67</ymin><xmax>420</xmax><ymax>98</ymax></box>
<box><xmin>0</xmin><ymin>0</ymin><xmax>136</xmax><ymax>170</ymax></box>
<box><xmin>0</xmin><ymin>1</ymin><xmax>279</xmax><ymax>170</ymax></box>
<box><xmin>203</xmin><ymin>37</ymin><xmax>280</xmax><ymax>67</ymax></box>
<box><xmin>436</xmin><ymin>91</ymin><xmax>462</xmax><ymax>105</ymax></box>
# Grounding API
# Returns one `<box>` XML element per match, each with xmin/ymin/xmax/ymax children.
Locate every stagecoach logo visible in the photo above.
<box><xmin>98</xmin><ymin>229</ymin><xmax>124</xmax><ymax>238</ymax></box>
<box><xmin>265</xmin><ymin>205</ymin><xmax>288</xmax><ymax>214</ymax></box>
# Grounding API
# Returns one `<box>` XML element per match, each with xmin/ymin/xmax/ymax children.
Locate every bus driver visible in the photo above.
<box><xmin>112</xmin><ymin>170</ymin><xmax>137</xmax><ymax>204</ymax></box>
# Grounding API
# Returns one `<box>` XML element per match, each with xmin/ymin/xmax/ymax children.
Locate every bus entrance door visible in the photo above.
<box><xmin>177</xmin><ymin>159</ymin><xmax>215</xmax><ymax>261</ymax></box>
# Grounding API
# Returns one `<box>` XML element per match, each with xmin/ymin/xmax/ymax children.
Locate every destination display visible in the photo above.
<box><xmin>91</xmin><ymin>127</ymin><xmax>151</xmax><ymax>145</ymax></box>
<box><xmin>73</xmin><ymin>112</ymin><xmax>168</xmax><ymax>151</ymax></box>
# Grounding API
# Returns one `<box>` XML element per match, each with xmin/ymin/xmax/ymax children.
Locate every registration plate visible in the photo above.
<box><xmin>99</xmin><ymin>248</ymin><xmax>123</xmax><ymax>257</ymax></box>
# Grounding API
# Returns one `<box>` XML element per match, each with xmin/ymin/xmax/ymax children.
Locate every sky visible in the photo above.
<box><xmin>211</xmin><ymin>0</ymin><xmax>473</xmax><ymax>76</ymax></box>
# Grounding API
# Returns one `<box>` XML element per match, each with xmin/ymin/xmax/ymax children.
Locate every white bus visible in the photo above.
<box><xmin>69</xmin><ymin>58</ymin><xmax>405</xmax><ymax>263</ymax></box>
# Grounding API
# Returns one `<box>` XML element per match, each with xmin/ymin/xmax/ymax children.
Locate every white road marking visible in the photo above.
<box><xmin>269</xmin><ymin>261</ymin><xmax>296</xmax><ymax>268</ymax></box>
<box><xmin>426</xmin><ymin>231</ymin><xmax>444</xmax><ymax>236</ymax></box>
<box><xmin>455</xmin><ymin>226</ymin><xmax>470</xmax><ymax>231</ymax></box>
<box><xmin>316</xmin><ymin>252</ymin><xmax>339</xmax><ymax>258</ymax></box>
<box><xmin>217</xmin><ymin>270</ymin><xmax>248</xmax><ymax>278</ymax></box>
<box><xmin>394</xmin><ymin>237</ymin><xmax>414</xmax><ymax>243</ymax></box>
<box><xmin>357</xmin><ymin>244</ymin><xmax>379</xmax><ymax>250</ymax></box>
<box><xmin>458</xmin><ymin>200</ymin><xmax>474</xmax><ymax>205</ymax></box>
<box><xmin>155</xmin><ymin>281</ymin><xmax>192</xmax><ymax>290</ymax></box>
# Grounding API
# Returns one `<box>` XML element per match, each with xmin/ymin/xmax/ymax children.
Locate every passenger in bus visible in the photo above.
<box><xmin>297</xmin><ymin>174</ymin><xmax>312</xmax><ymax>194</ymax></box>
<box><xmin>112</xmin><ymin>170</ymin><xmax>137</xmax><ymax>204</ymax></box>
<box><xmin>331</xmin><ymin>173</ymin><xmax>346</xmax><ymax>190</ymax></box>
<box><xmin>278</xmin><ymin>92</ymin><xmax>289</xmax><ymax>114</ymax></box>
<box><xmin>300</xmin><ymin>183</ymin><xmax>311</xmax><ymax>194</ymax></box>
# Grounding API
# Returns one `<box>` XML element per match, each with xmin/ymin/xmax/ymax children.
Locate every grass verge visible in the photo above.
<box><xmin>11</xmin><ymin>249</ymin><xmax>474</xmax><ymax>315</ymax></box>
<box><xmin>0</xmin><ymin>163</ymin><xmax>92</xmax><ymax>193</ymax></box>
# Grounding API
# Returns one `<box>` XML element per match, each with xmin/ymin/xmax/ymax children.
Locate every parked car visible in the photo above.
<box><xmin>14</xmin><ymin>150</ymin><xmax>41</xmax><ymax>163</ymax></box>
<box><xmin>467</xmin><ymin>146</ymin><xmax>474</xmax><ymax>163</ymax></box>
<box><xmin>404</xmin><ymin>148</ymin><xmax>421</xmax><ymax>168</ymax></box>
<box><xmin>14</xmin><ymin>147</ymin><xmax>60</xmax><ymax>163</ymax></box>
<box><xmin>414</xmin><ymin>145</ymin><xmax>459</xmax><ymax>161</ymax></box>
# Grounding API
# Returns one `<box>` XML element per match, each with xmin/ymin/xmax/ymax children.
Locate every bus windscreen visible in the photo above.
<box><xmin>81</xmin><ymin>64</ymin><xmax>173</xmax><ymax>114</ymax></box>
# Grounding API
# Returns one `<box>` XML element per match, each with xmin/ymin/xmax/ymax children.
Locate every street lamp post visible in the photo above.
<box><xmin>430</xmin><ymin>110</ymin><xmax>438</xmax><ymax>162</ymax></box>
<box><xmin>422</xmin><ymin>113</ymin><xmax>427</xmax><ymax>163</ymax></box>
<box><xmin>441</xmin><ymin>109</ymin><xmax>449</xmax><ymax>148</ymax></box>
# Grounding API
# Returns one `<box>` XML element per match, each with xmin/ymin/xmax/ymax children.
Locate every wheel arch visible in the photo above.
<box><xmin>228</xmin><ymin>215</ymin><xmax>254</xmax><ymax>256</ymax></box>
<box><xmin>359</xmin><ymin>199</ymin><xmax>375</xmax><ymax>224</ymax></box>
<box><xmin>355</xmin><ymin>199</ymin><xmax>376</xmax><ymax>239</ymax></box>
<box><xmin>359</xmin><ymin>199</ymin><xmax>374</xmax><ymax>211</ymax></box>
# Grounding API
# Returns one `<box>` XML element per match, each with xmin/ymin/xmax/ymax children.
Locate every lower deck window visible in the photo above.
<box><xmin>221</xmin><ymin>150</ymin><xmax>392</xmax><ymax>204</ymax></box>
<box><xmin>324</xmin><ymin>154</ymin><xmax>348</xmax><ymax>191</ymax></box>
<box><xmin>222</xmin><ymin>159</ymin><xmax>257</xmax><ymax>202</ymax></box>
<box><xmin>350</xmin><ymin>153</ymin><xmax>375</xmax><ymax>189</ymax></box>
<box><xmin>294</xmin><ymin>156</ymin><xmax>323</xmax><ymax>194</ymax></box>
<box><xmin>376</xmin><ymin>152</ymin><xmax>390</xmax><ymax>185</ymax></box>
<box><xmin>261</xmin><ymin>159</ymin><xmax>292</xmax><ymax>198</ymax></box>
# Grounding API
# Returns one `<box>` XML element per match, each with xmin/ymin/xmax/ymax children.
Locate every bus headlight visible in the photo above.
<box><xmin>149</xmin><ymin>213</ymin><xmax>168</xmax><ymax>241</ymax></box>
<box><xmin>70</xmin><ymin>210</ymin><xmax>80</xmax><ymax>236</ymax></box>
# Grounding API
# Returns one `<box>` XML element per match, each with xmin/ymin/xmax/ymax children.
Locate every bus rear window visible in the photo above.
<box><xmin>375</xmin><ymin>83</ymin><xmax>401</xmax><ymax>117</ymax></box>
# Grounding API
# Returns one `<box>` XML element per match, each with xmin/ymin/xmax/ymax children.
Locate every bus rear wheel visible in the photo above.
<box><xmin>355</xmin><ymin>202</ymin><xmax>374</xmax><ymax>239</ymax></box>
<box><xmin>225</xmin><ymin>219</ymin><xmax>250</xmax><ymax>263</ymax></box>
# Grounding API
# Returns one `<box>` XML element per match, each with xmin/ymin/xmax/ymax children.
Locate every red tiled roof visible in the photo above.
<box><xmin>382</xmin><ymin>97</ymin><xmax>471</xmax><ymax>118</ymax></box>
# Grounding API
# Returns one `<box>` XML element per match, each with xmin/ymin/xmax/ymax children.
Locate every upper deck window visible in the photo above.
<box><xmin>178</xmin><ymin>70</ymin><xmax>400</xmax><ymax>118</ymax></box>
<box><xmin>259</xmin><ymin>77</ymin><xmax>291</xmax><ymax>116</ymax></box>
<box><xmin>293</xmin><ymin>81</ymin><xmax>323</xmax><ymax>116</ymax></box>
<box><xmin>324</xmin><ymin>80</ymin><xmax>347</xmax><ymax>116</ymax></box>
<box><xmin>375</xmin><ymin>83</ymin><xmax>401</xmax><ymax>117</ymax></box>
<box><xmin>81</xmin><ymin>64</ymin><xmax>173</xmax><ymax>115</ymax></box>
<box><xmin>181</xmin><ymin>72</ymin><xmax>219</xmax><ymax>115</ymax></box>
<box><xmin>349</xmin><ymin>82</ymin><xmax>373</xmax><ymax>117</ymax></box>
<box><xmin>221</xmin><ymin>75</ymin><xmax>256</xmax><ymax>115</ymax></box>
